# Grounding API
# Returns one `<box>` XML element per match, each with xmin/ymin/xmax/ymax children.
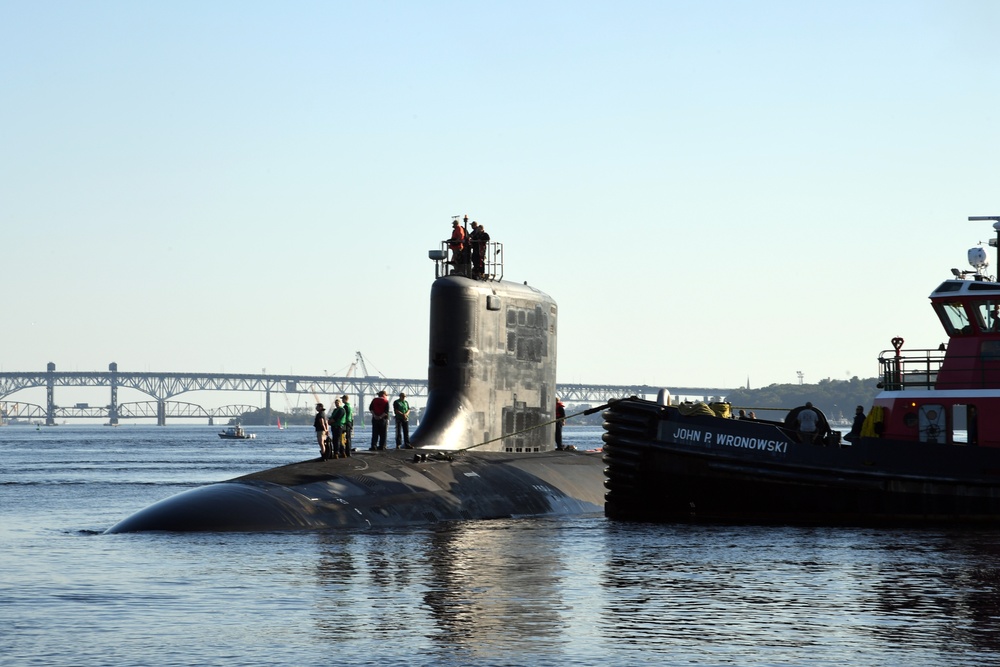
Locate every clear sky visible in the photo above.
<box><xmin>3</xmin><ymin>0</ymin><xmax>1000</xmax><ymax>396</ymax></box>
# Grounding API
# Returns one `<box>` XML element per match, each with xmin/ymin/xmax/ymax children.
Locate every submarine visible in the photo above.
<box><xmin>106</xmin><ymin>228</ymin><xmax>607</xmax><ymax>533</ymax></box>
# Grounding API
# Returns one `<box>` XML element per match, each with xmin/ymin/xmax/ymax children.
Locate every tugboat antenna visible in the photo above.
<box><xmin>969</xmin><ymin>215</ymin><xmax>1000</xmax><ymax>272</ymax></box>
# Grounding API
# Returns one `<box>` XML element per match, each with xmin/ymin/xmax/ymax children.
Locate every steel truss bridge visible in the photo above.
<box><xmin>0</xmin><ymin>363</ymin><xmax>734</xmax><ymax>425</ymax></box>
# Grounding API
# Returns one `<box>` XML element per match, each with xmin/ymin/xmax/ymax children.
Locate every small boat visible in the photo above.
<box><xmin>218</xmin><ymin>425</ymin><xmax>256</xmax><ymax>440</ymax></box>
<box><xmin>276</xmin><ymin>417</ymin><xmax>284</xmax><ymax>430</ymax></box>
<box><xmin>603</xmin><ymin>216</ymin><xmax>1000</xmax><ymax>525</ymax></box>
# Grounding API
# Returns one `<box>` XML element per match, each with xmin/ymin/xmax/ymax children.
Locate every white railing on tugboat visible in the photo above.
<box><xmin>878</xmin><ymin>348</ymin><xmax>943</xmax><ymax>390</ymax></box>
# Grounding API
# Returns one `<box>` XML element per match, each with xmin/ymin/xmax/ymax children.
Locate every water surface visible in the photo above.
<box><xmin>3</xmin><ymin>425</ymin><xmax>1000</xmax><ymax>665</ymax></box>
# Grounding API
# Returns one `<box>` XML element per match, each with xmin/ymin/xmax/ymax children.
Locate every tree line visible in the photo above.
<box><xmin>235</xmin><ymin>376</ymin><xmax>882</xmax><ymax>427</ymax></box>
<box><xmin>564</xmin><ymin>376</ymin><xmax>881</xmax><ymax>426</ymax></box>
<box><xmin>712</xmin><ymin>376</ymin><xmax>880</xmax><ymax>422</ymax></box>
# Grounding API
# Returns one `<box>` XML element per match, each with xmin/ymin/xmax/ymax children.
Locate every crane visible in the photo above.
<box><xmin>355</xmin><ymin>351</ymin><xmax>371</xmax><ymax>378</ymax></box>
<box><xmin>345</xmin><ymin>351</ymin><xmax>374</xmax><ymax>378</ymax></box>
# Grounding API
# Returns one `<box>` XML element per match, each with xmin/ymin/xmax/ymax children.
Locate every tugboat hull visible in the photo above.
<box><xmin>603</xmin><ymin>398</ymin><xmax>1000</xmax><ymax>524</ymax></box>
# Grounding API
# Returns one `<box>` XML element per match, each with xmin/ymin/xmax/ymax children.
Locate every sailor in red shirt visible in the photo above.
<box><xmin>368</xmin><ymin>390</ymin><xmax>390</xmax><ymax>450</ymax></box>
<box><xmin>449</xmin><ymin>219</ymin><xmax>466</xmax><ymax>264</ymax></box>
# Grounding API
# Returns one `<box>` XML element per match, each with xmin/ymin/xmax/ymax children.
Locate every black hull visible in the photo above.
<box><xmin>106</xmin><ymin>449</ymin><xmax>605</xmax><ymax>533</ymax></box>
<box><xmin>603</xmin><ymin>398</ymin><xmax>1000</xmax><ymax>525</ymax></box>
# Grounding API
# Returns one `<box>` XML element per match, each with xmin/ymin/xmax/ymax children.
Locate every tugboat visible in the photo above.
<box><xmin>603</xmin><ymin>216</ymin><xmax>1000</xmax><ymax>525</ymax></box>
<box><xmin>218</xmin><ymin>424</ymin><xmax>255</xmax><ymax>440</ymax></box>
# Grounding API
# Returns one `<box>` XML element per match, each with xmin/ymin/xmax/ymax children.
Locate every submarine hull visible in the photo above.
<box><xmin>106</xmin><ymin>449</ymin><xmax>605</xmax><ymax>533</ymax></box>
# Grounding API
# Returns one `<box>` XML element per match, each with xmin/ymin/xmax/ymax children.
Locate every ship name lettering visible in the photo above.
<box><xmin>670</xmin><ymin>427</ymin><xmax>787</xmax><ymax>454</ymax></box>
<box><xmin>715</xmin><ymin>433</ymin><xmax>787</xmax><ymax>453</ymax></box>
<box><xmin>671</xmin><ymin>427</ymin><xmax>704</xmax><ymax>443</ymax></box>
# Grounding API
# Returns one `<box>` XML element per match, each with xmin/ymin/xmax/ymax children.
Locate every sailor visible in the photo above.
<box><xmin>329</xmin><ymin>398</ymin><xmax>347</xmax><ymax>458</ymax></box>
<box><xmin>341</xmin><ymin>394</ymin><xmax>354</xmax><ymax>453</ymax></box>
<box><xmin>393</xmin><ymin>392</ymin><xmax>412</xmax><ymax>449</ymax></box>
<box><xmin>314</xmin><ymin>403</ymin><xmax>330</xmax><ymax>460</ymax></box>
<box><xmin>845</xmin><ymin>405</ymin><xmax>866</xmax><ymax>443</ymax></box>
<box><xmin>469</xmin><ymin>221</ymin><xmax>490</xmax><ymax>278</ymax></box>
<box><xmin>369</xmin><ymin>390</ymin><xmax>390</xmax><ymax>450</ymax></box>
<box><xmin>797</xmin><ymin>402</ymin><xmax>820</xmax><ymax>444</ymax></box>
<box><xmin>555</xmin><ymin>399</ymin><xmax>566</xmax><ymax>450</ymax></box>
<box><xmin>448</xmin><ymin>219</ymin><xmax>466</xmax><ymax>266</ymax></box>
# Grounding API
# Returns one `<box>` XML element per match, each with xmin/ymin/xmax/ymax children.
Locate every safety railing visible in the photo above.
<box><xmin>877</xmin><ymin>348</ymin><xmax>945</xmax><ymax>390</ymax></box>
<box><xmin>432</xmin><ymin>240</ymin><xmax>504</xmax><ymax>281</ymax></box>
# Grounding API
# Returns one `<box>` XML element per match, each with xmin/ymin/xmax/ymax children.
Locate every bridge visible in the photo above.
<box><xmin>0</xmin><ymin>362</ymin><xmax>735</xmax><ymax>425</ymax></box>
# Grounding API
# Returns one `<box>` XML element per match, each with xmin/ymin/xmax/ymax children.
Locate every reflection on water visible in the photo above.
<box><xmin>302</xmin><ymin>520</ymin><xmax>1000</xmax><ymax>665</ymax></box>
<box><xmin>312</xmin><ymin>522</ymin><xmax>570</xmax><ymax>664</ymax></box>
<box><xmin>422</xmin><ymin>523</ymin><xmax>563</xmax><ymax>645</ymax></box>
<box><xmin>600</xmin><ymin>524</ymin><xmax>1000</xmax><ymax>665</ymax></box>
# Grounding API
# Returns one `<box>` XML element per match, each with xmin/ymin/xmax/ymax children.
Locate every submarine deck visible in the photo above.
<box><xmin>236</xmin><ymin>448</ymin><xmax>602</xmax><ymax>487</ymax></box>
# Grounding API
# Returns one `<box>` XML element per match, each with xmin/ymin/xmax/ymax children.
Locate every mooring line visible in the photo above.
<box><xmin>457</xmin><ymin>399</ymin><xmax>618</xmax><ymax>452</ymax></box>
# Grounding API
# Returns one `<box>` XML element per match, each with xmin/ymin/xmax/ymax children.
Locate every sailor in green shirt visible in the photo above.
<box><xmin>340</xmin><ymin>394</ymin><xmax>354</xmax><ymax>453</ymax></box>
<box><xmin>329</xmin><ymin>398</ymin><xmax>348</xmax><ymax>458</ymax></box>
<box><xmin>393</xmin><ymin>392</ymin><xmax>412</xmax><ymax>449</ymax></box>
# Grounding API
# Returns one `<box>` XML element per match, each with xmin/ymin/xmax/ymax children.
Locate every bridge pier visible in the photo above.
<box><xmin>45</xmin><ymin>362</ymin><xmax>56</xmax><ymax>426</ymax></box>
<box><xmin>108</xmin><ymin>362</ymin><xmax>119</xmax><ymax>425</ymax></box>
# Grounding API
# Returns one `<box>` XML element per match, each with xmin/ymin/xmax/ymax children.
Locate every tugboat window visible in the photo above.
<box><xmin>974</xmin><ymin>300</ymin><xmax>1000</xmax><ymax>332</ymax></box>
<box><xmin>936</xmin><ymin>303</ymin><xmax>972</xmax><ymax>335</ymax></box>
<box><xmin>933</xmin><ymin>281</ymin><xmax>964</xmax><ymax>293</ymax></box>
<box><xmin>918</xmin><ymin>404</ymin><xmax>945</xmax><ymax>443</ymax></box>
<box><xmin>952</xmin><ymin>404</ymin><xmax>969</xmax><ymax>445</ymax></box>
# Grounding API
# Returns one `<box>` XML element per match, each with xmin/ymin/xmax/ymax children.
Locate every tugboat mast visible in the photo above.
<box><xmin>968</xmin><ymin>215</ymin><xmax>1000</xmax><ymax>271</ymax></box>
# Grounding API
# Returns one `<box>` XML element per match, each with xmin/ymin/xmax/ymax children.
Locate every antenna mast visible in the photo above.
<box><xmin>968</xmin><ymin>215</ymin><xmax>1000</xmax><ymax>270</ymax></box>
